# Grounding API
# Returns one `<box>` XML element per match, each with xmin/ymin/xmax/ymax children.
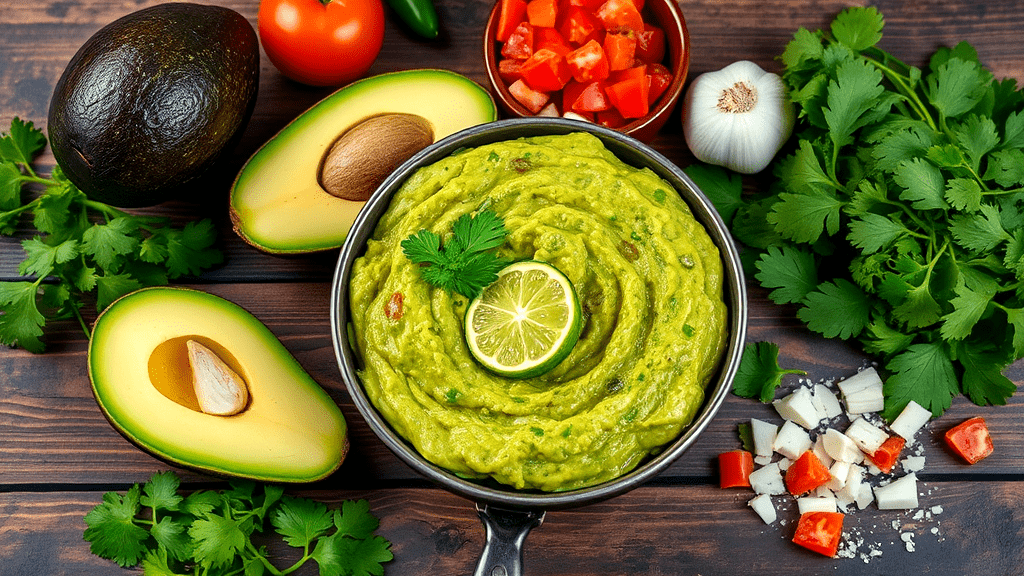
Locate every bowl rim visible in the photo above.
<box><xmin>330</xmin><ymin>117</ymin><xmax>747</xmax><ymax>510</ymax></box>
<box><xmin>481</xmin><ymin>0</ymin><xmax>690</xmax><ymax>140</ymax></box>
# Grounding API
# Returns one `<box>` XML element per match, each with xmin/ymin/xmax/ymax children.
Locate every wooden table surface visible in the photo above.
<box><xmin>2</xmin><ymin>0</ymin><xmax>1022</xmax><ymax>574</ymax></box>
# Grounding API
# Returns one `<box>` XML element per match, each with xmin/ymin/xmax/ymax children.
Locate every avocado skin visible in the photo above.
<box><xmin>48</xmin><ymin>3</ymin><xmax>260</xmax><ymax>208</ymax></box>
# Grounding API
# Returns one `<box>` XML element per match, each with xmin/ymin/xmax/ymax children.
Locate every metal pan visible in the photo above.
<box><xmin>330</xmin><ymin>117</ymin><xmax>747</xmax><ymax>576</ymax></box>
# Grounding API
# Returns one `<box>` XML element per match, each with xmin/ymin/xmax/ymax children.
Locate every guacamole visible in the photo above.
<box><xmin>348</xmin><ymin>132</ymin><xmax>728</xmax><ymax>492</ymax></box>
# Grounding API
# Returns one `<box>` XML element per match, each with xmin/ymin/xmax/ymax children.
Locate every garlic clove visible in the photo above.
<box><xmin>682</xmin><ymin>60</ymin><xmax>795</xmax><ymax>174</ymax></box>
<box><xmin>187</xmin><ymin>340</ymin><xmax>249</xmax><ymax>416</ymax></box>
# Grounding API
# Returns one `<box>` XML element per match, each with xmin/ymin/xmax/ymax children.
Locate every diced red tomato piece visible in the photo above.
<box><xmin>558</xmin><ymin>6</ymin><xmax>604</xmax><ymax>46</ymax></box>
<box><xmin>607</xmin><ymin>63</ymin><xmax>645</xmax><ymax>83</ymax></box>
<box><xmin>646</xmin><ymin>62</ymin><xmax>672</xmax><ymax>104</ymax></box>
<box><xmin>623</xmin><ymin>0</ymin><xmax>643</xmax><ymax>11</ymax></box>
<box><xmin>526</xmin><ymin>0</ymin><xmax>558</xmax><ymax>28</ymax></box>
<box><xmin>571</xmin><ymin>81</ymin><xmax>610</xmax><ymax>112</ymax></box>
<box><xmin>792</xmin><ymin>512</ymin><xmax>845</xmax><ymax>557</ymax></box>
<box><xmin>498</xmin><ymin>59</ymin><xmax>524</xmax><ymax>83</ymax></box>
<box><xmin>596</xmin><ymin>106</ymin><xmax>627</xmax><ymax>128</ymax></box>
<box><xmin>496</xmin><ymin>0</ymin><xmax>529</xmax><ymax>43</ymax></box>
<box><xmin>635</xmin><ymin>23</ymin><xmax>665</xmax><ymax>64</ymax></box>
<box><xmin>569</xmin><ymin>0</ymin><xmax>603</xmax><ymax>11</ymax></box>
<box><xmin>508</xmin><ymin>78</ymin><xmax>550</xmax><ymax>113</ymax></box>
<box><xmin>784</xmin><ymin>450</ymin><xmax>833</xmax><ymax>496</ymax></box>
<box><xmin>520</xmin><ymin>48</ymin><xmax>572</xmax><ymax>92</ymax></box>
<box><xmin>501</xmin><ymin>22</ymin><xmax>535</xmax><ymax>60</ymax></box>
<box><xmin>944</xmin><ymin>416</ymin><xmax>994</xmax><ymax>464</ymax></box>
<box><xmin>866</xmin><ymin>435</ymin><xmax>906</xmax><ymax>474</ymax></box>
<box><xmin>565</xmin><ymin>39</ymin><xmax>610</xmax><ymax>83</ymax></box>
<box><xmin>603</xmin><ymin>31</ymin><xmax>636</xmax><ymax>71</ymax></box>
<box><xmin>605</xmin><ymin>74</ymin><xmax>648</xmax><ymax>118</ymax></box>
<box><xmin>562</xmin><ymin>80</ymin><xmax>586</xmax><ymax>111</ymax></box>
<box><xmin>535</xmin><ymin>26</ymin><xmax>572</xmax><ymax>56</ymax></box>
<box><xmin>718</xmin><ymin>450</ymin><xmax>754</xmax><ymax>489</ymax></box>
<box><xmin>595</xmin><ymin>0</ymin><xmax>644</xmax><ymax>34</ymax></box>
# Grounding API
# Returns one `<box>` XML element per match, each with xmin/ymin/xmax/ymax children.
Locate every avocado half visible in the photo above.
<box><xmin>48</xmin><ymin>3</ymin><xmax>260</xmax><ymax>208</ymax></box>
<box><xmin>88</xmin><ymin>287</ymin><xmax>347</xmax><ymax>483</ymax></box>
<box><xmin>229</xmin><ymin>69</ymin><xmax>497</xmax><ymax>254</ymax></box>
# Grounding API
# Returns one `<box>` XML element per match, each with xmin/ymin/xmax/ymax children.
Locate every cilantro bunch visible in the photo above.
<box><xmin>0</xmin><ymin>118</ymin><xmax>222</xmax><ymax>352</ymax></box>
<box><xmin>83</xmin><ymin>470</ymin><xmax>394</xmax><ymax>576</ymax></box>
<box><xmin>724</xmin><ymin>7</ymin><xmax>1023</xmax><ymax>419</ymax></box>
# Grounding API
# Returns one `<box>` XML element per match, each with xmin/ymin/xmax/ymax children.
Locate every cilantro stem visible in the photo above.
<box><xmin>862</xmin><ymin>55</ymin><xmax>938</xmax><ymax>132</ymax></box>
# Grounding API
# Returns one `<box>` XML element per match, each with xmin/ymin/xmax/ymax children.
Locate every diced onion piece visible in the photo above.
<box><xmin>845</xmin><ymin>418</ymin><xmax>888</xmax><ymax>455</ymax></box>
<box><xmin>822</xmin><ymin>428</ymin><xmax>863</xmax><ymax>463</ymax></box>
<box><xmin>797</xmin><ymin>495</ymin><xmax>838</xmax><ymax>514</ymax></box>
<box><xmin>537</xmin><ymin>102</ymin><xmax>561</xmax><ymax>117</ymax></box>
<box><xmin>855</xmin><ymin>481</ymin><xmax>874</xmax><ymax>510</ymax></box>
<box><xmin>751</xmin><ymin>418</ymin><xmax>778</xmax><ymax>457</ymax></box>
<box><xmin>773</xmin><ymin>420</ymin><xmax>813</xmax><ymax>460</ymax></box>
<box><xmin>563</xmin><ymin>111</ymin><xmax>592</xmax><ymax>122</ymax></box>
<box><xmin>749</xmin><ymin>462</ymin><xmax>787</xmax><ymax>495</ymax></box>
<box><xmin>773</xmin><ymin>386</ymin><xmax>820</xmax><ymax>429</ymax></box>
<box><xmin>836</xmin><ymin>464</ymin><xmax>865</xmax><ymax>504</ymax></box>
<box><xmin>827</xmin><ymin>460</ymin><xmax>851</xmax><ymax>491</ymax></box>
<box><xmin>837</xmin><ymin>367</ymin><xmax>885</xmax><ymax>415</ymax></box>
<box><xmin>889</xmin><ymin>400</ymin><xmax>932</xmax><ymax>440</ymax></box>
<box><xmin>813</xmin><ymin>383</ymin><xmax>843</xmax><ymax>420</ymax></box>
<box><xmin>874</xmin><ymin>473</ymin><xmax>919</xmax><ymax>510</ymax></box>
<box><xmin>748</xmin><ymin>494</ymin><xmax>777</xmax><ymax>524</ymax></box>
<box><xmin>813</xmin><ymin>434</ymin><xmax>834</xmax><ymax>469</ymax></box>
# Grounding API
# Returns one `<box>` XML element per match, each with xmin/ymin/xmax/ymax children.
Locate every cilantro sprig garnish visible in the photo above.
<box><xmin>0</xmin><ymin>118</ymin><xmax>222</xmax><ymax>352</ymax></box>
<box><xmin>401</xmin><ymin>208</ymin><xmax>510</xmax><ymax>299</ymax></box>
<box><xmin>717</xmin><ymin>7</ymin><xmax>1023</xmax><ymax>419</ymax></box>
<box><xmin>732</xmin><ymin>342</ymin><xmax>807</xmax><ymax>403</ymax></box>
<box><xmin>83</xmin><ymin>470</ymin><xmax>394</xmax><ymax>576</ymax></box>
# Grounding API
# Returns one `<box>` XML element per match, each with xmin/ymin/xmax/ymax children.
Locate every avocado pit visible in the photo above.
<box><xmin>147</xmin><ymin>335</ymin><xmax>249</xmax><ymax>416</ymax></box>
<box><xmin>319</xmin><ymin>113</ymin><xmax>434</xmax><ymax>201</ymax></box>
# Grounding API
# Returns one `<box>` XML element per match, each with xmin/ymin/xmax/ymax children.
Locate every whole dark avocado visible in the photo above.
<box><xmin>48</xmin><ymin>3</ymin><xmax>259</xmax><ymax>208</ymax></box>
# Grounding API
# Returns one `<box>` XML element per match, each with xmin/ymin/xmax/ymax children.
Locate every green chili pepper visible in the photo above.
<box><xmin>385</xmin><ymin>0</ymin><xmax>440</xmax><ymax>39</ymax></box>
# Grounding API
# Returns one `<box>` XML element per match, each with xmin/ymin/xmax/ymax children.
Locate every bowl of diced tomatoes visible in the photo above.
<box><xmin>484</xmin><ymin>0</ymin><xmax>689</xmax><ymax>143</ymax></box>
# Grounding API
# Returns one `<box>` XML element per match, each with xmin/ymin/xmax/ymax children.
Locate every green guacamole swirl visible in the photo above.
<box><xmin>348</xmin><ymin>132</ymin><xmax>728</xmax><ymax>491</ymax></box>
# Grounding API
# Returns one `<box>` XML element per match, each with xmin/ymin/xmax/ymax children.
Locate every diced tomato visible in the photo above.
<box><xmin>623</xmin><ymin>0</ymin><xmax>643</xmax><ymax>11</ymax></box>
<box><xmin>605</xmin><ymin>75</ymin><xmax>649</xmax><ymax>118</ymax></box>
<box><xmin>944</xmin><ymin>416</ymin><xmax>994</xmax><ymax>464</ymax></box>
<box><xmin>569</xmin><ymin>0</ymin><xmax>603</xmax><ymax>11</ymax></box>
<box><xmin>498</xmin><ymin>59</ymin><xmax>524</xmax><ymax>83</ymax></box>
<box><xmin>866</xmin><ymin>435</ymin><xmax>906</xmax><ymax>474</ymax></box>
<box><xmin>603</xmin><ymin>31</ymin><xmax>636</xmax><ymax>71</ymax></box>
<box><xmin>501</xmin><ymin>22</ymin><xmax>535</xmax><ymax>60</ymax></box>
<box><xmin>718</xmin><ymin>450</ymin><xmax>754</xmax><ymax>489</ymax></box>
<box><xmin>496</xmin><ymin>0</ymin><xmax>529</xmax><ymax>43</ymax></box>
<box><xmin>594</xmin><ymin>0</ymin><xmax>644</xmax><ymax>34</ymax></box>
<box><xmin>570</xmin><ymin>80</ymin><xmax>610</xmax><ymax>112</ymax></box>
<box><xmin>558</xmin><ymin>6</ymin><xmax>604</xmax><ymax>46</ymax></box>
<box><xmin>562</xmin><ymin>80</ymin><xmax>585</xmax><ymax>111</ymax></box>
<box><xmin>784</xmin><ymin>450</ymin><xmax>833</xmax><ymax>496</ymax></box>
<box><xmin>635</xmin><ymin>23</ymin><xmax>665</xmax><ymax>64</ymax></box>
<box><xmin>519</xmin><ymin>48</ymin><xmax>572</xmax><ymax>92</ymax></box>
<box><xmin>646</xmin><ymin>62</ymin><xmax>672</xmax><ymax>104</ymax></box>
<box><xmin>607</xmin><ymin>63</ymin><xmax>645</xmax><ymax>84</ymax></box>
<box><xmin>792</xmin><ymin>512</ymin><xmax>845</xmax><ymax>557</ymax></box>
<box><xmin>535</xmin><ymin>26</ymin><xmax>572</xmax><ymax>56</ymax></box>
<box><xmin>384</xmin><ymin>291</ymin><xmax>404</xmax><ymax>321</ymax></box>
<box><xmin>508</xmin><ymin>78</ymin><xmax>550</xmax><ymax>113</ymax></box>
<box><xmin>565</xmin><ymin>39</ymin><xmax>610</xmax><ymax>83</ymax></box>
<box><xmin>526</xmin><ymin>0</ymin><xmax>558</xmax><ymax>28</ymax></box>
<box><xmin>596</xmin><ymin>106</ymin><xmax>627</xmax><ymax>128</ymax></box>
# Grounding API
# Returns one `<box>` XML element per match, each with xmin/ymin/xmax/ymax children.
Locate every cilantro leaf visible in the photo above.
<box><xmin>141</xmin><ymin>470</ymin><xmax>183</xmax><ymax>512</ymax></box>
<box><xmin>0</xmin><ymin>117</ymin><xmax>47</xmax><ymax>166</ymax></box>
<box><xmin>823</xmin><ymin>59</ymin><xmax>886</xmax><ymax>155</ymax></box>
<box><xmin>272</xmin><ymin>495</ymin><xmax>335</xmax><ymax>548</ymax></box>
<box><xmin>893</xmin><ymin>157</ymin><xmax>947</xmax><ymax>211</ymax></box>
<box><xmin>190</xmin><ymin>514</ymin><xmax>247</xmax><ymax>570</ymax></box>
<box><xmin>83</xmin><ymin>485</ymin><xmax>150</xmax><ymax>568</ymax></box>
<box><xmin>830</xmin><ymin>6</ymin><xmax>884</xmax><ymax>51</ymax></box>
<box><xmin>0</xmin><ymin>281</ymin><xmax>46</xmax><ymax>352</ymax></box>
<box><xmin>847</xmin><ymin>213</ymin><xmax>908</xmax><ymax>254</ymax></box>
<box><xmin>82</xmin><ymin>217</ymin><xmax>140</xmax><ymax>271</ymax></box>
<box><xmin>882</xmin><ymin>342</ymin><xmax>959</xmax><ymax>419</ymax></box>
<box><xmin>683</xmin><ymin>163</ymin><xmax>744</xmax><ymax>223</ymax></box>
<box><xmin>731</xmin><ymin>341</ymin><xmax>806</xmax><ymax>403</ymax></box>
<box><xmin>402</xmin><ymin>209</ymin><xmax>510</xmax><ymax>299</ymax></box>
<box><xmin>797</xmin><ymin>279</ymin><xmax>872</xmax><ymax>339</ymax></box>
<box><xmin>313</xmin><ymin>533</ymin><xmax>394</xmax><ymax>576</ymax></box>
<box><xmin>334</xmin><ymin>499</ymin><xmax>380</xmax><ymax>540</ymax></box>
<box><xmin>939</xmin><ymin>279</ymin><xmax>995</xmax><ymax>340</ymax></box>
<box><xmin>956</xmin><ymin>340</ymin><xmax>1017</xmax><ymax>406</ymax></box>
<box><xmin>927</xmin><ymin>57</ymin><xmax>988</xmax><ymax>121</ymax></box>
<box><xmin>949</xmin><ymin>203</ymin><xmax>1012</xmax><ymax>252</ymax></box>
<box><xmin>767</xmin><ymin>189</ymin><xmax>844</xmax><ymax>244</ymax></box>
<box><xmin>753</xmin><ymin>244</ymin><xmax>818</xmax><ymax>304</ymax></box>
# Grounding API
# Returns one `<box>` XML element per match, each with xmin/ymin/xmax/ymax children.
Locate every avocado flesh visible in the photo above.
<box><xmin>48</xmin><ymin>3</ymin><xmax>259</xmax><ymax>208</ymax></box>
<box><xmin>230</xmin><ymin>69</ymin><xmax>497</xmax><ymax>254</ymax></box>
<box><xmin>88</xmin><ymin>287</ymin><xmax>347</xmax><ymax>483</ymax></box>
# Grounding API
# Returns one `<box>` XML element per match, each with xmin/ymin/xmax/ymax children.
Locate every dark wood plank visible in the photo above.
<box><xmin>2</xmin><ymin>483</ymin><xmax>1021</xmax><ymax>575</ymax></box>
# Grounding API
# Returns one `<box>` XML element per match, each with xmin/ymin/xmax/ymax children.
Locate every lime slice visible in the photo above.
<box><xmin>465</xmin><ymin>260</ymin><xmax>582</xmax><ymax>379</ymax></box>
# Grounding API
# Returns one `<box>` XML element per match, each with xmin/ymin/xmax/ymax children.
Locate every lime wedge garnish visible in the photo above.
<box><xmin>465</xmin><ymin>260</ymin><xmax>582</xmax><ymax>379</ymax></box>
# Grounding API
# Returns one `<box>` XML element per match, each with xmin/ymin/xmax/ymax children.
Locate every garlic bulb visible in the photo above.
<box><xmin>682</xmin><ymin>60</ymin><xmax>795</xmax><ymax>174</ymax></box>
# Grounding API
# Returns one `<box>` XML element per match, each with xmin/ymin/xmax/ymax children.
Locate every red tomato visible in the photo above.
<box><xmin>258</xmin><ymin>0</ymin><xmax>384</xmax><ymax>87</ymax></box>
<box><xmin>526</xmin><ymin>0</ymin><xmax>558</xmax><ymax>27</ymax></box>
<box><xmin>647</xmin><ymin>62</ymin><xmax>672</xmax><ymax>104</ymax></box>
<box><xmin>508</xmin><ymin>78</ymin><xmax>550</xmax><ymax>113</ymax></box>
<box><xmin>635</xmin><ymin>23</ymin><xmax>665</xmax><ymax>64</ymax></box>
<box><xmin>559</xmin><ymin>6</ymin><xmax>604</xmax><ymax>46</ymax></box>
<box><xmin>565</xmin><ymin>39</ymin><xmax>610</xmax><ymax>83</ymax></box>
<box><xmin>535</xmin><ymin>27</ymin><xmax>573</xmax><ymax>56</ymax></box>
<box><xmin>497</xmin><ymin>0</ymin><xmax>529</xmax><ymax>42</ymax></box>
<box><xmin>784</xmin><ymin>450</ymin><xmax>832</xmax><ymax>496</ymax></box>
<box><xmin>498</xmin><ymin>59</ymin><xmax>525</xmax><ymax>83</ymax></box>
<box><xmin>866</xmin><ymin>436</ymin><xmax>906</xmax><ymax>473</ymax></box>
<box><xmin>792</xmin><ymin>512</ymin><xmax>845</xmax><ymax>557</ymax></box>
<box><xmin>605</xmin><ymin>74</ymin><xmax>648</xmax><ymax>118</ymax></box>
<box><xmin>603</xmin><ymin>31</ymin><xmax>637</xmax><ymax>71</ymax></box>
<box><xmin>520</xmin><ymin>48</ymin><xmax>572</xmax><ymax>92</ymax></box>
<box><xmin>564</xmin><ymin>80</ymin><xmax>610</xmax><ymax>112</ymax></box>
<box><xmin>718</xmin><ymin>450</ymin><xmax>754</xmax><ymax>489</ymax></box>
<box><xmin>595</xmin><ymin>0</ymin><xmax>644</xmax><ymax>34</ymax></box>
<box><xmin>502</xmin><ymin>22</ymin><xmax>535</xmax><ymax>59</ymax></box>
<box><xmin>944</xmin><ymin>417</ymin><xmax>994</xmax><ymax>464</ymax></box>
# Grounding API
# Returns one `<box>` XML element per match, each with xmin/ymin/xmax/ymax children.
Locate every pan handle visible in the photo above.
<box><xmin>473</xmin><ymin>504</ymin><xmax>545</xmax><ymax>576</ymax></box>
